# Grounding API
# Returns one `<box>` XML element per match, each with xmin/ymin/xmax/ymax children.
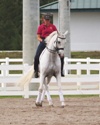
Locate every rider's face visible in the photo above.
<box><xmin>43</xmin><ymin>19</ymin><xmax>50</xmax><ymax>25</ymax></box>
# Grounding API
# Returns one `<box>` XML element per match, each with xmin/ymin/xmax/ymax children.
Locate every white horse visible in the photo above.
<box><xmin>35</xmin><ymin>31</ymin><xmax>68</xmax><ymax>107</ymax></box>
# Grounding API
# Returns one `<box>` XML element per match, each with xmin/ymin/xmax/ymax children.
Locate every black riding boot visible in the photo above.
<box><xmin>34</xmin><ymin>42</ymin><xmax>46</xmax><ymax>78</ymax></box>
<box><xmin>60</xmin><ymin>57</ymin><xmax>64</xmax><ymax>77</ymax></box>
<box><xmin>34</xmin><ymin>55</ymin><xmax>39</xmax><ymax>78</ymax></box>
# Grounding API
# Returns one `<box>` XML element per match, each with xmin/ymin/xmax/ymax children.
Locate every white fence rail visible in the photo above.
<box><xmin>0</xmin><ymin>57</ymin><xmax>100</xmax><ymax>98</ymax></box>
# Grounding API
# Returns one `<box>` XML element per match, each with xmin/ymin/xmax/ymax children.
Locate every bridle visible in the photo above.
<box><xmin>46</xmin><ymin>35</ymin><xmax>66</xmax><ymax>54</ymax></box>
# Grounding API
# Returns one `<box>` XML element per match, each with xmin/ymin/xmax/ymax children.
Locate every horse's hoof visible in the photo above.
<box><xmin>35</xmin><ymin>102</ymin><xmax>42</xmax><ymax>107</ymax></box>
<box><xmin>49</xmin><ymin>101</ymin><xmax>53</xmax><ymax>107</ymax></box>
<box><xmin>61</xmin><ymin>105</ymin><xmax>65</xmax><ymax>108</ymax></box>
<box><xmin>61</xmin><ymin>102</ymin><xmax>66</xmax><ymax>108</ymax></box>
<box><xmin>49</xmin><ymin>104</ymin><xmax>54</xmax><ymax>107</ymax></box>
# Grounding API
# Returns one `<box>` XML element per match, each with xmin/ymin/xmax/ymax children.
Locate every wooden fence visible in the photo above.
<box><xmin>0</xmin><ymin>57</ymin><xmax>100</xmax><ymax>98</ymax></box>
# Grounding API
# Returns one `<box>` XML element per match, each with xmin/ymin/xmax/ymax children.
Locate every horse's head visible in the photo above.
<box><xmin>45</xmin><ymin>31</ymin><xmax>68</xmax><ymax>57</ymax></box>
<box><xmin>53</xmin><ymin>31</ymin><xmax>68</xmax><ymax>57</ymax></box>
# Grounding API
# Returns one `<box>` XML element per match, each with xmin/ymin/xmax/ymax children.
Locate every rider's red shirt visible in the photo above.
<box><xmin>37</xmin><ymin>23</ymin><xmax>57</xmax><ymax>39</ymax></box>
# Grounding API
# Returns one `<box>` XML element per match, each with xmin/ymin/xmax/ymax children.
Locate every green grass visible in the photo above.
<box><xmin>0</xmin><ymin>95</ymin><xmax>99</xmax><ymax>99</ymax></box>
<box><xmin>71</xmin><ymin>51</ymin><xmax>100</xmax><ymax>59</ymax></box>
<box><xmin>51</xmin><ymin>95</ymin><xmax>99</xmax><ymax>98</ymax></box>
<box><xmin>0</xmin><ymin>96</ymin><xmax>22</xmax><ymax>98</ymax></box>
<box><xmin>0</xmin><ymin>51</ymin><xmax>22</xmax><ymax>58</ymax></box>
<box><xmin>0</xmin><ymin>51</ymin><xmax>100</xmax><ymax>59</ymax></box>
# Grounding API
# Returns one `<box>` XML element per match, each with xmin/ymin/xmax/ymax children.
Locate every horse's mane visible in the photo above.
<box><xmin>45</xmin><ymin>31</ymin><xmax>58</xmax><ymax>43</ymax></box>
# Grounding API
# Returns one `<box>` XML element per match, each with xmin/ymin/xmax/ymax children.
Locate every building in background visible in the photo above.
<box><xmin>40</xmin><ymin>0</ymin><xmax>100</xmax><ymax>51</ymax></box>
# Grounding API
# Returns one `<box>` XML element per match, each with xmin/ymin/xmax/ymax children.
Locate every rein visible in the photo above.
<box><xmin>46</xmin><ymin>46</ymin><xmax>57</xmax><ymax>54</ymax></box>
<box><xmin>46</xmin><ymin>36</ymin><xmax>66</xmax><ymax>54</ymax></box>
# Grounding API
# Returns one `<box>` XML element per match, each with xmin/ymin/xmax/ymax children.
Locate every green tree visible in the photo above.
<box><xmin>0</xmin><ymin>0</ymin><xmax>22</xmax><ymax>50</ymax></box>
<box><xmin>0</xmin><ymin>0</ymin><xmax>57</xmax><ymax>50</ymax></box>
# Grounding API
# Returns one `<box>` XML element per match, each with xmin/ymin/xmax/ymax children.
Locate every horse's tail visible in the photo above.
<box><xmin>16</xmin><ymin>65</ymin><xmax>34</xmax><ymax>89</ymax></box>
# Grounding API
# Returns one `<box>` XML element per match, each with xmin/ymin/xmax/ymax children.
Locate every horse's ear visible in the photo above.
<box><xmin>64</xmin><ymin>30</ymin><xmax>68</xmax><ymax>36</ymax></box>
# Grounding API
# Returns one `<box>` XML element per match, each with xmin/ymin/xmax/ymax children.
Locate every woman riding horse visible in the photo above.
<box><xmin>35</xmin><ymin>31</ymin><xmax>68</xmax><ymax>107</ymax></box>
<box><xmin>34</xmin><ymin>13</ymin><xmax>64</xmax><ymax>78</ymax></box>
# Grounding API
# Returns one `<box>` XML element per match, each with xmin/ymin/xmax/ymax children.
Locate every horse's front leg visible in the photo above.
<box><xmin>35</xmin><ymin>74</ymin><xmax>45</xmax><ymax>107</ymax></box>
<box><xmin>41</xmin><ymin>84</ymin><xmax>46</xmax><ymax>102</ymax></box>
<box><xmin>56</xmin><ymin>73</ymin><xmax>66</xmax><ymax>107</ymax></box>
<box><xmin>41</xmin><ymin>77</ymin><xmax>53</xmax><ymax>106</ymax></box>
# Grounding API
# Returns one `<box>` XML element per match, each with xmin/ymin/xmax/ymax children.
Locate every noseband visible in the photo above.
<box><xmin>46</xmin><ymin>36</ymin><xmax>66</xmax><ymax>54</ymax></box>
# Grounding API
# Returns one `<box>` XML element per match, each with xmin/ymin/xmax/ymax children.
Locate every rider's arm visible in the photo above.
<box><xmin>37</xmin><ymin>34</ymin><xmax>43</xmax><ymax>42</ymax></box>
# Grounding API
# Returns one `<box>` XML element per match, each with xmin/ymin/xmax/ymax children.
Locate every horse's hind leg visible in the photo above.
<box><xmin>56</xmin><ymin>74</ymin><xmax>66</xmax><ymax>107</ymax></box>
<box><xmin>40</xmin><ymin>78</ymin><xmax>48</xmax><ymax>102</ymax></box>
<box><xmin>35</xmin><ymin>75</ymin><xmax>45</xmax><ymax>107</ymax></box>
<box><xmin>44</xmin><ymin>85</ymin><xmax>53</xmax><ymax>106</ymax></box>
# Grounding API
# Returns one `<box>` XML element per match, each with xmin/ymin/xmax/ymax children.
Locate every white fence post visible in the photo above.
<box><xmin>24</xmin><ymin>85</ymin><xmax>29</xmax><ymax>98</ymax></box>
<box><xmin>99</xmin><ymin>63</ymin><xmax>100</xmax><ymax>97</ymax></box>
<box><xmin>5</xmin><ymin>57</ymin><xmax>9</xmax><ymax>76</ymax></box>
<box><xmin>77</xmin><ymin>62</ymin><xmax>81</xmax><ymax>90</ymax></box>
<box><xmin>86</xmin><ymin>57</ymin><xmax>90</xmax><ymax>75</ymax></box>
<box><xmin>1</xmin><ymin>63</ymin><xmax>6</xmax><ymax>91</ymax></box>
<box><xmin>23</xmin><ymin>63</ymin><xmax>30</xmax><ymax>98</ymax></box>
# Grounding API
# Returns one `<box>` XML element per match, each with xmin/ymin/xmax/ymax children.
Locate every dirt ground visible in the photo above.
<box><xmin>0</xmin><ymin>97</ymin><xmax>100</xmax><ymax>125</ymax></box>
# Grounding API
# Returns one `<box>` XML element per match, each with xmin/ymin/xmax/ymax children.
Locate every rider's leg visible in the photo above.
<box><xmin>34</xmin><ymin>42</ymin><xmax>46</xmax><ymax>78</ymax></box>
<box><xmin>60</xmin><ymin>56</ymin><xmax>64</xmax><ymax>77</ymax></box>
